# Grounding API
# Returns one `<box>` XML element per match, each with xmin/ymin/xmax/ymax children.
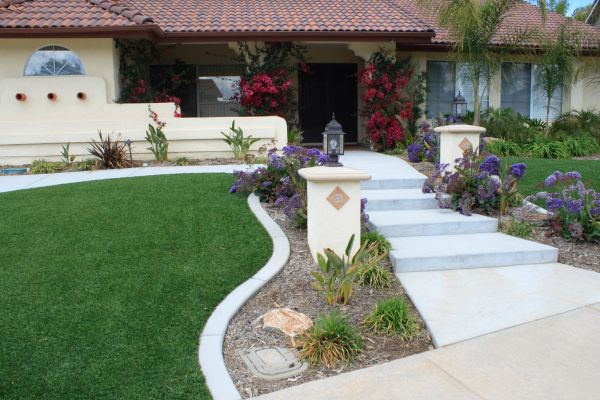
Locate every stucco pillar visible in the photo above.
<box><xmin>298</xmin><ymin>166</ymin><xmax>371</xmax><ymax>262</ymax></box>
<box><xmin>435</xmin><ymin>124</ymin><xmax>486</xmax><ymax>170</ymax></box>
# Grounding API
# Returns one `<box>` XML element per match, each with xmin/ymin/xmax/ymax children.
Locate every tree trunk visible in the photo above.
<box><xmin>473</xmin><ymin>76</ymin><xmax>480</xmax><ymax>126</ymax></box>
<box><xmin>545</xmin><ymin>93</ymin><xmax>552</xmax><ymax>137</ymax></box>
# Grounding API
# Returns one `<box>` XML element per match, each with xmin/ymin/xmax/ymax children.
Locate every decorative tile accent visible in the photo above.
<box><xmin>459</xmin><ymin>138</ymin><xmax>473</xmax><ymax>152</ymax></box>
<box><xmin>327</xmin><ymin>186</ymin><xmax>350</xmax><ymax>210</ymax></box>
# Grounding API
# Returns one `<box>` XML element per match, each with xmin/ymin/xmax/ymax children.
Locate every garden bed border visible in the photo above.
<box><xmin>198</xmin><ymin>193</ymin><xmax>291</xmax><ymax>400</ymax></box>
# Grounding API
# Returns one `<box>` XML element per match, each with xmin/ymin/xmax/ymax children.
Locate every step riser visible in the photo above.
<box><xmin>362</xmin><ymin>178</ymin><xmax>425</xmax><ymax>190</ymax></box>
<box><xmin>369</xmin><ymin>220</ymin><xmax>498</xmax><ymax>237</ymax></box>
<box><xmin>391</xmin><ymin>249</ymin><xmax>559</xmax><ymax>272</ymax></box>
<box><xmin>366</xmin><ymin>198</ymin><xmax>438</xmax><ymax>211</ymax></box>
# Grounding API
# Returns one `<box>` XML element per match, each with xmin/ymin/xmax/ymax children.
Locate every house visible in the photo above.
<box><xmin>0</xmin><ymin>0</ymin><xmax>599</xmax><ymax>164</ymax></box>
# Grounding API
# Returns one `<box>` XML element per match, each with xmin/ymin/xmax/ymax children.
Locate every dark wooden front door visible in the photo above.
<box><xmin>299</xmin><ymin>63</ymin><xmax>358</xmax><ymax>144</ymax></box>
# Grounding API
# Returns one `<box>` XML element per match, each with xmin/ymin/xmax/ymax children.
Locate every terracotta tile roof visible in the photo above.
<box><xmin>0</xmin><ymin>0</ymin><xmax>152</xmax><ymax>29</ymax></box>
<box><xmin>403</xmin><ymin>1</ymin><xmax>600</xmax><ymax>48</ymax></box>
<box><xmin>0</xmin><ymin>0</ymin><xmax>598</xmax><ymax>48</ymax></box>
<box><xmin>119</xmin><ymin>0</ymin><xmax>435</xmax><ymax>34</ymax></box>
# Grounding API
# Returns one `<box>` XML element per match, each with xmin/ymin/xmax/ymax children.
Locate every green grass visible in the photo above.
<box><xmin>507</xmin><ymin>158</ymin><xmax>600</xmax><ymax>196</ymax></box>
<box><xmin>0</xmin><ymin>174</ymin><xmax>271</xmax><ymax>399</ymax></box>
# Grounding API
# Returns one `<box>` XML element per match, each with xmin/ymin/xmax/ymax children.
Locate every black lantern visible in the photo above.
<box><xmin>452</xmin><ymin>91</ymin><xmax>467</xmax><ymax>122</ymax></box>
<box><xmin>322</xmin><ymin>113</ymin><xmax>346</xmax><ymax>167</ymax></box>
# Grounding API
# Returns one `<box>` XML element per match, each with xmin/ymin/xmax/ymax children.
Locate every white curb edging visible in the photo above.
<box><xmin>198</xmin><ymin>193</ymin><xmax>291</xmax><ymax>400</ymax></box>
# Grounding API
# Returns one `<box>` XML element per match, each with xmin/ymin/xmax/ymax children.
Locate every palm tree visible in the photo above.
<box><xmin>421</xmin><ymin>0</ymin><xmax>533</xmax><ymax>126</ymax></box>
<box><xmin>534</xmin><ymin>23</ymin><xmax>582</xmax><ymax>129</ymax></box>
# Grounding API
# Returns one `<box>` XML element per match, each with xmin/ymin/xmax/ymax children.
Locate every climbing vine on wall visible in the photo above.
<box><xmin>232</xmin><ymin>42</ymin><xmax>308</xmax><ymax>124</ymax></box>
<box><xmin>358</xmin><ymin>51</ymin><xmax>417</xmax><ymax>150</ymax></box>
<box><xmin>116</xmin><ymin>39</ymin><xmax>193</xmax><ymax>115</ymax></box>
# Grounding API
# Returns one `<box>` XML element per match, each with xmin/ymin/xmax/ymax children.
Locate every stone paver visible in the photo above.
<box><xmin>257</xmin><ymin>307</ymin><xmax>600</xmax><ymax>400</ymax></box>
<box><xmin>398</xmin><ymin>263</ymin><xmax>600</xmax><ymax>347</ymax></box>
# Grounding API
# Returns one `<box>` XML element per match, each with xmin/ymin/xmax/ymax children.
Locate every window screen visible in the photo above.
<box><xmin>197</xmin><ymin>65</ymin><xmax>244</xmax><ymax>117</ymax></box>
<box><xmin>501</xmin><ymin>63</ymin><xmax>532</xmax><ymax>117</ymax></box>
<box><xmin>426</xmin><ymin>61</ymin><xmax>455</xmax><ymax>118</ymax></box>
<box><xmin>531</xmin><ymin>65</ymin><xmax>563</xmax><ymax>120</ymax></box>
<box><xmin>456</xmin><ymin>63</ymin><xmax>489</xmax><ymax>113</ymax></box>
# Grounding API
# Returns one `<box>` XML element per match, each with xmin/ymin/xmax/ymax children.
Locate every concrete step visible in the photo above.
<box><xmin>363</xmin><ymin>189</ymin><xmax>437</xmax><ymax>211</ymax></box>
<box><xmin>361</xmin><ymin>177</ymin><xmax>425</xmax><ymax>190</ymax></box>
<box><xmin>389</xmin><ymin>233</ymin><xmax>558</xmax><ymax>272</ymax></box>
<box><xmin>368</xmin><ymin>209</ymin><xmax>498</xmax><ymax>237</ymax></box>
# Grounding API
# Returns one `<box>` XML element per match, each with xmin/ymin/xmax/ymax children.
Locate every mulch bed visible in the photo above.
<box><xmin>222</xmin><ymin>204</ymin><xmax>432</xmax><ymax>398</ymax></box>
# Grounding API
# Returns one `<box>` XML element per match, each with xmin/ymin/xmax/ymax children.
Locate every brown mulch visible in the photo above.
<box><xmin>397</xmin><ymin>154</ymin><xmax>436</xmax><ymax>177</ymax></box>
<box><xmin>222</xmin><ymin>204</ymin><xmax>432</xmax><ymax>398</ymax></box>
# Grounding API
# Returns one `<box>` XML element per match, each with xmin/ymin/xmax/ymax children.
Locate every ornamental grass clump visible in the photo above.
<box><xmin>229</xmin><ymin>145</ymin><xmax>328</xmax><ymax>227</ymax></box>
<box><xmin>363</xmin><ymin>298</ymin><xmax>419</xmax><ymax>340</ymax></box>
<box><xmin>360</xmin><ymin>231</ymin><xmax>392</xmax><ymax>257</ymax></box>
<box><xmin>423</xmin><ymin>149</ymin><xmax>526</xmax><ymax>216</ymax></box>
<box><xmin>297</xmin><ymin>310</ymin><xmax>363</xmax><ymax>368</ymax></box>
<box><xmin>527</xmin><ymin>171</ymin><xmax>600</xmax><ymax>242</ymax></box>
<box><xmin>355</xmin><ymin>262</ymin><xmax>393</xmax><ymax>289</ymax></box>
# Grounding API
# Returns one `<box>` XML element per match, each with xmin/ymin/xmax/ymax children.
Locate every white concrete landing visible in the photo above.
<box><xmin>398</xmin><ymin>263</ymin><xmax>600</xmax><ymax>347</ymax></box>
<box><xmin>389</xmin><ymin>232</ymin><xmax>558</xmax><ymax>272</ymax></box>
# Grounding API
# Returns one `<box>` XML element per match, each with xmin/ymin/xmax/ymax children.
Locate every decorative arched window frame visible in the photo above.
<box><xmin>24</xmin><ymin>45</ymin><xmax>86</xmax><ymax>76</ymax></box>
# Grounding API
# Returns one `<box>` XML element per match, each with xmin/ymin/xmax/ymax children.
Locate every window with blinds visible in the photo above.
<box><xmin>426</xmin><ymin>61</ymin><xmax>489</xmax><ymax>118</ymax></box>
<box><xmin>501</xmin><ymin>63</ymin><xmax>563</xmax><ymax>120</ymax></box>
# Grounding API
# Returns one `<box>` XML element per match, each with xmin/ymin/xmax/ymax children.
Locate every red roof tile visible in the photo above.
<box><xmin>119</xmin><ymin>0</ymin><xmax>434</xmax><ymax>34</ymax></box>
<box><xmin>0</xmin><ymin>0</ymin><xmax>598</xmax><ymax>48</ymax></box>
<box><xmin>0</xmin><ymin>0</ymin><xmax>152</xmax><ymax>29</ymax></box>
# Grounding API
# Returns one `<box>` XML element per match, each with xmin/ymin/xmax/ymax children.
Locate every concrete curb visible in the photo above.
<box><xmin>198</xmin><ymin>193</ymin><xmax>291</xmax><ymax>400</ymax></box>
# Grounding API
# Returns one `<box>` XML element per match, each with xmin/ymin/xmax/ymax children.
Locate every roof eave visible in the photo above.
<box><xmin>0</xmin><ymin>25</ymin><xmax>162</xmax><ymax>40</ymax></box>
<box><xmin>158</xmin><ymin>30</ymin><xmax>436</xmax><ymax>43</ymax></box>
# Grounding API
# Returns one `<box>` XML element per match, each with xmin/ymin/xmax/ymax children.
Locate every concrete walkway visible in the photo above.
<box><xmin>0</xmin><ymin>164</ymin><xmax>248</xmax><ymax>193</ymax></box>
<box><xmin>258</xmin><ymin>304</ymin><xmax>600</xmax><ymax>400</ymax></box>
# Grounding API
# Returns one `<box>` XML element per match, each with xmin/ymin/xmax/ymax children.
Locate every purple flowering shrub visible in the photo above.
<box><xmin>407</xmin><ymin>122</ymin><xmax>438</xmax><ymax>163</ymax></box>
<box><xmin>526</xmin><ymin>171</ymin><xmax>600</xmax><ymax>241</ymax></box>
<box><xmin>423</xmin><ymin>149</ymin><xmax>526</xmax><ymax>216</ymax></box>
<box><xmin>230</xmin><ymin>145</ymin><xmax>329</xmax><ymax>227</ymax></box>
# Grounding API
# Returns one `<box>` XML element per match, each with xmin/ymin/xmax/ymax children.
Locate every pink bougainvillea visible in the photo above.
<box><xmin>358</xmin><ymin>52</ymin><xmax>415</xmax><ymax>150</ymax></box>
<box><xmin>235</xmin><ymin>69</ymin><xmax>294</xmax><ymax>120</ymax></box>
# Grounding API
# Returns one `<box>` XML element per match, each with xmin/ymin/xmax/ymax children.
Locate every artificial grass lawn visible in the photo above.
<box><xmin>507</xmin><ymin>157</ymin><xmax>600</xmax><ymax>196</ymax></box>
<box><xmin>0</xmin><ymin>174</ymin><xmax>271</xmax><ymax>399</ymax></box>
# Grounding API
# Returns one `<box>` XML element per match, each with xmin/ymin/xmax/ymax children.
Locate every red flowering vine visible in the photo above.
<box><xmin>236</xmin><ymin>69</ymin><xmax>294</xmax><ymax>120</ymax></box>
<box><xmin>358</xmin><ymin>51</ymin><xmax>415</xmax><ymax>150</ymax></box>
<box><xmin>234</xmin><ymin>42</ymin><xmax>307</xmax><ymax>123</ymax></box>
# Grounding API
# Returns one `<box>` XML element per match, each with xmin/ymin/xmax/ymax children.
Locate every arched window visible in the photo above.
<box><xmin>24</xmin><ymin>45</ymin><xmax>86</xmax><ymax>76</ymax></box>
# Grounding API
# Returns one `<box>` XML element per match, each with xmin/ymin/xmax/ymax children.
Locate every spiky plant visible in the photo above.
<box><xmin>87</xmin><ymin>131</ymin><xmax>131</xmax><ymax>169</ymax></box>
<box><xmin>360</xmin><ymin>231</ymin><xmax>392</xmax><ymax>257</ymax></box>
<box><xmin>297</xmin><ymin>311</ymin><xmax>363</xmax><ymax>368</ymax></box>
<box><xmin>355</xmin><ymin>261</ymin><xmax>393</xmax><ymax>289</ymax></box>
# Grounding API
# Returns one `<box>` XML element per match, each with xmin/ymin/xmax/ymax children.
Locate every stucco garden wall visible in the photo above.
<box><xmin>0</xmin><ymin>39</ymin><xmax>287</xmax><ymax>164</ymax></box>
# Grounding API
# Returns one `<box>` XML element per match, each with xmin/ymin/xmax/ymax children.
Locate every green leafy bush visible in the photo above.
<box><xmin>77</xmin><ymin>159</ymin><xmax>95</xmax><ymax>171</ymax></box>
<box><xmin>501</xmin><ymin>220</ymin><xmax>534</xmax><ymax>239</ymax></box>
<box><xmin>524</xmin><ymin>136</ymin><xmax>571</xmax><ymax>159</ymax></box>
<box><xmin>483</xmin><ymin>139</ymin><xmax>522</xmax><ymax>157</ymax></box>
<box><xmin>561</xmin><ymin>135</ymin><xmax>600</xmax><ymax>157</ymax></box>
<box><xmin>297</xmin><ymin>311</ymin><xmax>363</xmax><ymax>368</ymax></box>
<box><xmin>551</xmin><ymin>109</ymin><xmax>600</xmax><ymax>140</ymax></box>
<box><xmin>312</xmin><ymin>234</ymin><xmax>385</xmax><ymax>305</ymax></box>
<box><xmin>355</xmin><ymin>262</ymin><xmax>393</xmax><ymax>289</ymax></box>
<box><xmin>363</xmin><ymin>298</ymin><xmax>419</xmax><ymax>340</ymax></box>
<box><xmin>146</xmin><ymin>106</ymin><xmax>169</xmax><ymax>162</ymax></box>
<box><xmin>360</xmin><ymin>231</ymin><xmax>392</xmax><ymax>257</ymax></box>
<box><xmin>175</xmin><ymin>157</ymin><xmax>190</xmax><ymax>166</ymax></box>
<box><xmin>481</xmin><ymin>108</ymin><xmax>533</xmax><ymax>143</ymax></box>
<box><xmin>60</xmin><ymin>142</ymin><xmax>76</xmax><ymax>165</ymax></box>
<box><xmin>88</xmin><ymin>131</ymin><xmax>132</xmax><ymax>169</ymax></box>
<box><xmin>30</xmin><ymin>160</ymin><xmax>64</xmax><ymax>174</ymax></box>
<box><xmin>221</xmin><ymin>121</ymin><xmax>261</xmax><ymax>160</ymax></box>
<box><xmin>287</xmin><ymin>126</ymin><xmax>304</xmax><ymax>145</ymax></box>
